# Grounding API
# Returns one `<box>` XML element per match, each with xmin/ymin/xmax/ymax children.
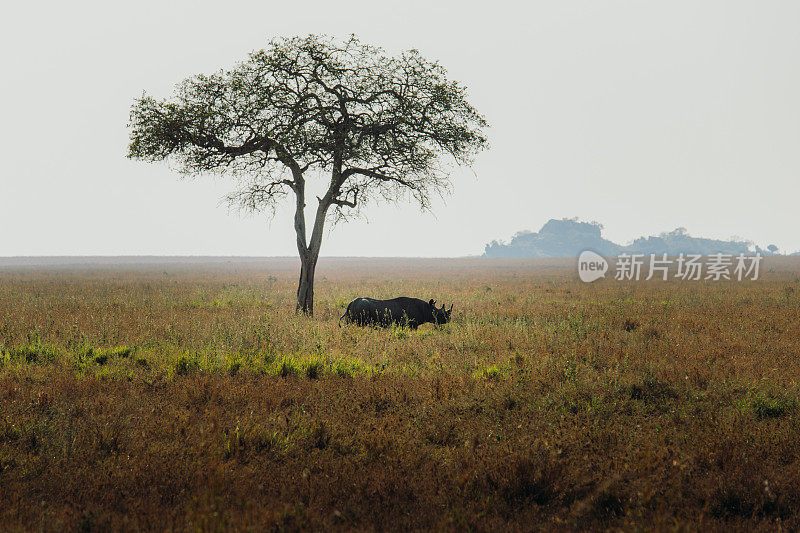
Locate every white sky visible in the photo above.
<box><xmin>1</xmin><ymin>0</ymin><xmax>798</xmax><ymax>256</ymax></box>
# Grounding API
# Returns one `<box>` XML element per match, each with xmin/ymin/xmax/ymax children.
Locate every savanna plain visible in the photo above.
<box><xmin>1</xmin><ymin>257</ymin><xmax>800</xmax><ymax>531</ymax></box>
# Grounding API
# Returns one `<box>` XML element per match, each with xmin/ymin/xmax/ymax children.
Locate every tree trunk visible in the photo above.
<box><xmin>294</xmin><ymin>201</ymin><xmax>329</xmax><ymax>316</ymax></box>
<box><xmin>296</xmin><ymin>253</ymin><xmax>317</xmax><ymax>315</ymax></box>
<box><xmin>292</xmin><ymin>156</ymin><xmax>341</xmax><ymax>316</ymax></box>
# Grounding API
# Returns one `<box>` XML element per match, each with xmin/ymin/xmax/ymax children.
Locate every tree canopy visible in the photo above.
<box><xmin>128</xmin><ymin>34</ymin><xmax>488</xmax><ymax>313</ymax></box>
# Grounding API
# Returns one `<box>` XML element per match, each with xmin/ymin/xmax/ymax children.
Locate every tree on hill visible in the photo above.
<box><xmin>128</xmin><ymin>35</ymin><xmax>487</xmax><ymax>315</ymax></box>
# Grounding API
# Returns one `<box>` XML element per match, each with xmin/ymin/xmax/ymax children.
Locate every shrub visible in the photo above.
<box><xmin>751</xmin><ymin>392</ymin><xmax>796</xmax><ymax>419</ymax></box>
<box><xmin>174</xmin><ymin>355</ymin><xmax>199</xmax><ymax>376</ymax></box>
<box><xmin>278</xmin><ymin>358</ymin><xmax>298</xmax><ymax>378</ymax></box>
<box><xmin>305</xmin><ymin>361</ymin><xmax>321</xmax><ymax>380</ymax></box>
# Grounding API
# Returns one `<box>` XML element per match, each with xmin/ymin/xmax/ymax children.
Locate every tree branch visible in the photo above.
<box><xmin>341</xmin><ymin>167</ymin><xmax>413</xmax><ymax>188</ymax></box>
<box><xmin>329</xmin><ymin>189</ymin><xmax>358</xmax><ymax>208</ymax></box>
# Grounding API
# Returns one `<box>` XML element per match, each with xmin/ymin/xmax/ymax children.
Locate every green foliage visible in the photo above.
<box><xmin>9</xmin><ymin>344</ymin><xmax>59</xmax><ymax>364</ymax></box>
<box><xmin>334</xmin><ymin>357</ymin><xmax>366</xmax><ymax>378</ymax></box>
<box><xmin>391</xmin><ymin>327</ymin><xmax>410</xmax><ymax>340</ymax></box>
<box><xmin>304</xmin><ymin>360</ymin><xmax>321</xmax><ymax>380</ymax></box>
<box><xmin>110</xmin><ymin>346</ymin><xmax>133</xmax><ymax>358</ymax></box>
<box><xmin>174</xmin><ymin>355</ymin><xmax>200</xmax><ymax>376</ymax></box>
<box><xmin>750</xmin><ymin>391</ymin><xmax>796</xmax><ymax>419</ymax></box>
<box><xmin>127</xmin><ymin>34</ymin><xmax>487</xmax><ymax>217</ymax></box>
<box><xmin>278</xmin><ymin>357</ymin><xmax>299</xmax><ymax>378</ymax></box>
<box><xmin>473</xmin><ymin>364</ymin><xmax>504</xmax><ymax>380</ymax></box>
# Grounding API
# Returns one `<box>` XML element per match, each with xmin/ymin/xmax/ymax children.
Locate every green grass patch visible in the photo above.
<box><xmin>472</xmin><ymin>364</ymin><xmax>505</xmax><ymax>380</ymax></box>
<box><xmin>9</xmin><ymin>344</ymin><xmax>60</xmax><ymax>364</ymax></box>
<box><xmin>750</xmin><ymin>391</ymin><xmax>796</xmax><ymax>419</ymax></box>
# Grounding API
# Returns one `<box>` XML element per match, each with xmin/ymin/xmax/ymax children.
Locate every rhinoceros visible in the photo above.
<box><xmin>339</xmin><ymin>297</ymin><xmax>452</xmax><ymax>329</ymax></box>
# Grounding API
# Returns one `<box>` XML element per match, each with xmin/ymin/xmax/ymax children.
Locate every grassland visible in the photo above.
<box><xmin>1</xmin><ymin>257</ymin><xmax>800</xmax><ymax>531</ymax></box>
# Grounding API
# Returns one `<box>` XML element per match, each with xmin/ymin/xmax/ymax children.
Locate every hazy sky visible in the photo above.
<box><xmin>2</xmin><ymin>1</ymin><xmax>798</xmax><ymax>256</ymax></box>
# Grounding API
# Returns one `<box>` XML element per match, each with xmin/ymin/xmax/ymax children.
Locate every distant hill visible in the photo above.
<box><xmin>484</xmin><ymin>219</ymin><xmax>621</xmax><ymax>258</ymax></box>
<box><xmin>622</xmin><ymin>227</ymin><xmax>752</xmax><ymax>256</ymax></box>
<box><xmin>484</xmin><ymin>219</ymin><xmax>754</xmax><ymax>258</ymax></box>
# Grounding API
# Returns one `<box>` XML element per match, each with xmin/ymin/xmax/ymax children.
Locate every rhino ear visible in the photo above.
<box><xmin>429</xmin><ymin>298</ymin><xmax>436</xmax><ymax>307</ymax></box>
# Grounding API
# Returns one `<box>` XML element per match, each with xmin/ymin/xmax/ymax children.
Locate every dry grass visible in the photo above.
<box><xmin>1</xmin><ymin>257</ymin><xmax>800</xmax><ymax>531</ymax></box>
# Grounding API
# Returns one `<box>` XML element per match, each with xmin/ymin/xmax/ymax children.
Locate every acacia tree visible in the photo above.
<box><xmin>128</xmin><ymin>35</ymin><xmax>487</xmax><ymax>315</ymax></box>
